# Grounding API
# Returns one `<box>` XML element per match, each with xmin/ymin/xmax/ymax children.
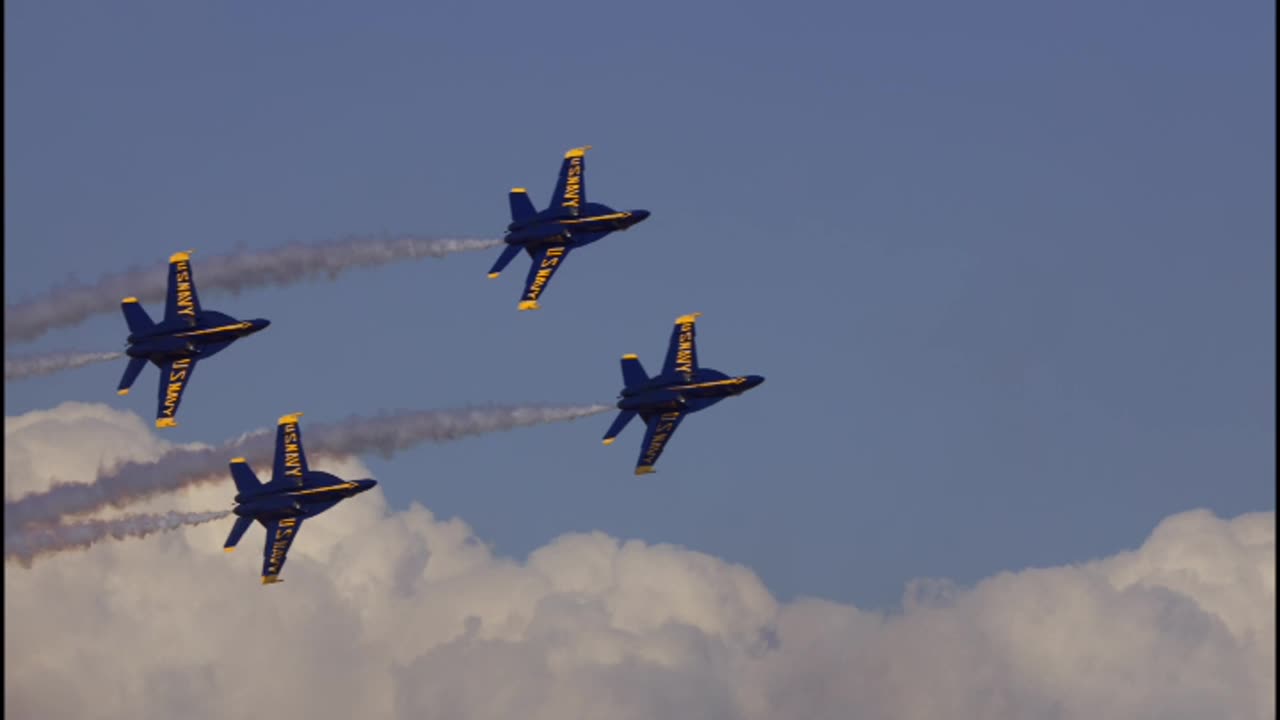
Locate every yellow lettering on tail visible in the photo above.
<box><xmin>561</xmin><ymin>158</ymin><xmax>582</xmax><ymax>209</ymax></box>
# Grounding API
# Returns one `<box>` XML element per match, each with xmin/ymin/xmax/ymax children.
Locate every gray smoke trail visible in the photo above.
<box><xmin>5</xmin><ymin>403</ymin><xmax>612</xmax><ymax>528</ymax></box>
<box><xmin>5</xmin><ymin>350</ymin><xmax>124</xmax><ymax>381</ymax></box>
<box><xmin>5</xmin><ymin>510</ymin><xmax>230</xmax><ymax>566</ymax></box>
<box><xmin>6</xmin><ymin>235</ymin><xmax>502</xmax><ymax>343</ymax></box>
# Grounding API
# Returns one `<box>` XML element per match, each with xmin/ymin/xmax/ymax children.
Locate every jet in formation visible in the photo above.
<box><xmin>602</xmin><ymin>313</ymin><xmax>764</xmax><ymax>474</ymax></box>
<box><xmin>487</xmin><ymin>145</ymin><xmax>651</xmax><ymax>311</ymax></box>
<box><xmin>222</xmin><ymin>413</ymin><xmax>377</xmax><ymax>584</ymax></box>
<box><xmin>117</xmin><ymin>251</ymin><xmax>270</xmax><ymax>428</ymax></box>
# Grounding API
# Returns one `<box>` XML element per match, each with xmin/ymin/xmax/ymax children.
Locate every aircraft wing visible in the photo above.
<box><xmin>272</xmin><ymin>413</ymin><xmax>309</xmax><ymax>486</ymax></box>
<box><xmin>154</xmin><ymin>357</ymin><xmax>196</xmax><ymax>428</ymax></box>
<box><xmin>550</xmin><ymin>146</ymin><xmax>590</xmax><ymax>216</ymax></box>
<box><xmin>517</xmin><ymin>245</ymin><xmax>571</xmax><ymax>310</ymax></box>
<box><xmin>163</xmin><ymin>251</ymin><xmax>201</xmax><ymax>327</ymax></box>
<box><xmin>260</xmin><ymin>516</ymin><xmax>303</xmax><ymax>584</ymax></box>
<box><xmin>661</xmin><ymin>313</ymin><xmax>702</xmax><ymax>380</ymax></box>
<box><xmin>634</xmin><ymin>410</ymin><xmax>687</xmax><ymax>475</ymax></box>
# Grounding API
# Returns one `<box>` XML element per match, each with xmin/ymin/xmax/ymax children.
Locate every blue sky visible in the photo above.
<box><xmin>5</xmin><ymin>0</ymin><xmax>1274</xmax><ymax>609</ymax></box>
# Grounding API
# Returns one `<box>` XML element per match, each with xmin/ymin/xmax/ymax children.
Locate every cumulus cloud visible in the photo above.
<box><xmin>4</xmin><ymin>404</ymin><xmax>1274</xmax><ymax>720</ymax></box>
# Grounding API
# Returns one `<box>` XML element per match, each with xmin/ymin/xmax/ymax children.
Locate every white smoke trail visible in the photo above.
<box><xmin>5</xmin><ymin>235</ymin><xmax>502</xmax><ymax>343</ymax></box>
<box><xmin>5</xmin><ymin>350</ymin><xmax>124</xmax><ymax>381</ymax></box>
<box><xmin>5</xmin><ymin>510</ymin><xmax>230</xmax><ymax>566</ymax></box>
<box><xmin>5</xmin><ymin>404</ymin><xmax>612</xmax><ymax>528</ymax></box>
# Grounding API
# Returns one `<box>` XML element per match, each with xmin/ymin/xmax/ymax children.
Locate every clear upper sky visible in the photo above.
<box><xmin>5</xmin><ymin>0</ymin><xmax>1274</xmax><ymax>609</ymax></box>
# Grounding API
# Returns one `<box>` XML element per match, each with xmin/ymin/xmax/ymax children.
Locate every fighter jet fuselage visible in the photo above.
<box><xmin>124</xmin><ymin>311</ymin><xmax>268</xmax><ymax>360</ymax></box>
<box><xmin>617</xmin><ymin>371</ymin><xmax>765</xmax><ymax>413</ymax></box>
<box><xmin>232</xmin><ymin>471</ymin><xmax>375</xmax><ymax>520</ymax></box>
<box><xmin>503</xmin><ymin>202</ymin><xmax>650</xmax><ymax>247</ymax></box>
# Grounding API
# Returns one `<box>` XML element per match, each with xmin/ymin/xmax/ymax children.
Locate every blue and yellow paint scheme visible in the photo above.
<box><xmin>222</xmin><ymin>413</ymin><xmax>377</xmax><ymax>585</ymax></box>
<box><xmin>602</xmin><ymin>313</ymin><xmax>764</xmax><ymax>475</ymax></box>
<box><xmin>115</xmin><ymin>251</ymin><xmax>270</xmax><ymax>428</ymax></box>
<box><xmin>488</xmin><ymin>146</ymin><xmax>651</xmax><ymax>311</ymax></box>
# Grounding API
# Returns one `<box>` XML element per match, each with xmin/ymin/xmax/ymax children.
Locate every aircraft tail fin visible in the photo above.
<box><xmin>602</xmin><ymin>409</ymin><xmax>637</xmax><ymax>445</ymax></box>
<box><xmin>509</xmin><ymin>188</ymin><xmax>537</xmax><ymax>223</ymax></box>
<box><xmin>223</xmin><ymin>516</ymin><xmax>253</xmax><ymax>552</ymax></box>
<box><xmin>620</xmin><ymin>354</ymin><xmax>649</xmax><ymax>388</ymax></box>
<box><xmin>487</xmin><ymin>244</ymin><xmax>522</xmax><ymax>279</ymax></box>
<box><xmin>229</xmin><ymin>458</ymin><xmax>262</xmax><ymax>495</ymax></box>
<box><xmin>121</xmin><ymin>298</ymin><xmax>155</xmax><ymax>334</ymax></box>
<box><xmin>116</xmin><ymin>357</ymin><xmax>147</xmax><ymax>396</ymax></box>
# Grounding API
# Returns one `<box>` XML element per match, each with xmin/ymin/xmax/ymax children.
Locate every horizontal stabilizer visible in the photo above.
<box><xmin>488</xmin><ymin>244</ymin><xmax>522</xmax><ymax>279</ymax></box>
<box><xmin>621</xmin><ymin>354</ymin><xmax>649</xmax><ymax>388</ymax></box>
<box><xmin>509</xmin><ymin>189</ymin><xmax>537</xmax><ymax>223</ymax></box>
<box><xmin>116</xmin><ymin>357</ymin><xmax>147</xmax><ymax>395</ymax></box>
<box><xmin>223</xmin><ymin>516</ymin><xmax>253</xmax><ymax>551</ymax></box>
<box><xmin>229</xmin><ymin>459</ymin><xmax>262</xmax><ymax>494</ymax></box>
<box><xmin>602</xmin><ymin>410</ymin><xmax>637</xmax><ymax>445</ymax></box>
<box><xmin>121</xmin><ymin>298</ymin><xmax>155</xmax><ymax>335</ymax></box>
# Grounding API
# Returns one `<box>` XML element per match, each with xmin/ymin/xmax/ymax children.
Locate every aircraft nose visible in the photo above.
<box><xmin>357</xmin><ymin>479</ymin><xmax>378</xmax><ymax>492</ymax></box>
<box><xmin>744</xmin><ymin>375</ymin><xmax>765</xmax><ymax>390</ymax></box>
<box><xmin>251</xmin><ymin>318</ymin><xmax>271</xmax><ymax>332</ymax></box>
<box><xmin>630</xmin><ymin>209</ymin><xmax>651</xmax><ymax>224</ymax></box>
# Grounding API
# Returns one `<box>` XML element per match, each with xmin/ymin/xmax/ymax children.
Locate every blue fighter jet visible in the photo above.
<box><xmin>116</xmin><ymin>251</ymin><xmax>270</xmax><ymax>428</ymax></box>
<box><xmin>487</xmin><ymin>145</ymin><xmax>651</xmax><ymax>310</ymax></box>
<box><xmin>222</xmin><ymin>413</ymin><xmax>377</xmax><ymax>585</ymax></box>
<box><xmin>602</xmin><ymin>313</ymin><xmax>765</xmax><ymax>475</ymax></box>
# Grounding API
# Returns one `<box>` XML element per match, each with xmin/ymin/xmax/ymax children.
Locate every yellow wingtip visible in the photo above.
<box><xmin>117</xmin><ymin>389</ymin><xmax>130</xmax><ymax>396</ymax></box>
<box><xmin>487</xmin><ymin>272</ymin><xmax>501</xmax><ymax>279</ymax></box>
<box><xmin>564</xmin><ymin>145</ymin><xmax>593</xmax><ymax>158</ymax></box>
<box><xmin>169</xmin><ymin>250</ymin><xmax>193</xmax><ymax>263</ymax></box>
<box><xmin>277</xmin><ymin>412</ymin><xmax>303</xmax><ymax>425</ymax></box>
<box><xmin>155</xmin><ymin>418</ymin><xmax>178</xmax><ymax>428</ymax></box>
<box><xmin>518</xmin><ymin>300</ymin><xmax>540</xmax><ymax>311</ymax></box>
<box><xmin>262</xmin><ymin>575</ymin><xmax>282</xmax><ymax>585</ymax></box>
<box><xmin>635</xmin><ymin>466</ymin><xmax>656</xmax><ymax>476</ymax></box>
<box><xmin>224</xmin><ymin>547</ymin><xmax>235</xmax><ymax>553</ymax></box>
<box><xmin>675</xmin><ymin>312</ymin><xmax>703</xmax><ymax>325</ymax></box>
<box><xmin>122</xmin><ymin>297</ymin><xmax>139</xmax><ymax>304</ymax></box>
<box><xmin>230</xmin><ymin>457</ymin><xmax>247</xmax><ymax>464</ymax></box>
<box><xmin>622</xmin><ymin>353</ymin><xmax>639</xmax><ymax>360</ymax></box>
<box><xmin>510</xmin><ymin>187</ymin><xmax>527</xmax><ymax>193</ymax></box>
<box><xmin>603</xmin><ymin>438</ymin><xmax>616</xmax><ymax>446</ymax></box>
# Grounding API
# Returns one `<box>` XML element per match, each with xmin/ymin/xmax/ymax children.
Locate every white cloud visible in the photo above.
<box><xmin>5</xmin><ymin>403</ymin><xmax>1274</xmax><ymax>719</ymax></box>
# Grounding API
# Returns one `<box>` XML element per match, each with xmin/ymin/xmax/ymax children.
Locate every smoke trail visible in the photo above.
<box><xmin>5</xmin><ymin>350</ymin><xmax>123</xmax><ymax>381</ymax></box>
<box><xmin>5</xmin><ymin>510</ymin><xmax>230</xmax><ymax>566</ymax></box>
<box><xmin>5</xmin><ymin>403</ymin><xmax>612</xmax><ymax>528</ymax></box>
<box><xmin>6</xmin><ymin>235</ymin><xmax>502</xmax><ymax>343</ymax></box>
